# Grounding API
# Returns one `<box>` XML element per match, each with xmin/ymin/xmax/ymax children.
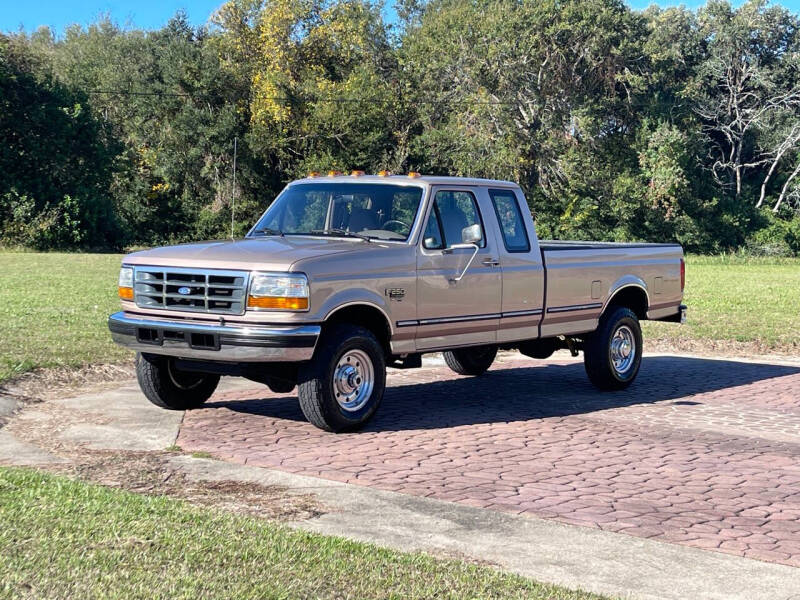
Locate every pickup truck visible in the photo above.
<box><xmin>108</xmin><ymin>173</ymin><xmax>686</xmax><ymax>432</ymax></box>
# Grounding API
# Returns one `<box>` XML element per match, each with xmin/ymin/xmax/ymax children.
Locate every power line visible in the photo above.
<box><xmin>85</xmin><ymin>89</ymin><xmax>523</xmax><ymax>106</ymax></box>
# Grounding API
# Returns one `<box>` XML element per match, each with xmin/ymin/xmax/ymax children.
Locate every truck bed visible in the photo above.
<box><xmin>538</xmin><ymin>240</ymin><xmax>684</xmax><ymax>338</ymax></box>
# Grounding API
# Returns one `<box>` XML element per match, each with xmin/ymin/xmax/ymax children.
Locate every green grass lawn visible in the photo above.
<box><xmin>643</xmin><ymin>254</ymin><xmax>800</xmax><ymax>351</ymax></box>
<box><xmin>0</xmin><ymin>467</ymin><xmax>603</xmax><ymax>600</ymax></box>
<box><xmin>0</xmin><ymin>252</ymin><xmax>127</xmax><ymax>382</ymax></box>
<box><xmin>1</xmin><ymin>251</ymin><xmax>799</xmax><ymax>384</ymax></box>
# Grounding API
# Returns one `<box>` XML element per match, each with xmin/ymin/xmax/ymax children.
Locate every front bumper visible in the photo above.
<box><xmin>108</xmin><ymin>311</ymin><xmax>320</xmax><ymax>362</ymax></box>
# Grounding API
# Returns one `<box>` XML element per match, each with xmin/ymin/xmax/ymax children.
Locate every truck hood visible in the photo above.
<box><xmin>123</xmin><ymin>236</ymin><xmax>370</xmax><ymax>272</ymax></box>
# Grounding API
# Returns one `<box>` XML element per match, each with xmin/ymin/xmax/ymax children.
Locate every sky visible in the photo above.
<box><xmin>2</xmin><ymin>0</ymin><xmax>800</xmax><ymax>35</ymax></box>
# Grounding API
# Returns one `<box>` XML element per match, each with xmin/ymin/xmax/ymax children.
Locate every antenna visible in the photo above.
<box><xmin>230</xmin><ymin>136</ymin><xmax>238</xmax><ymax>240</ymax></box>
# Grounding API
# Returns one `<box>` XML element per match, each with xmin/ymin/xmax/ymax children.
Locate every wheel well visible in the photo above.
<box><xmin>324</xmin><ymin>304</ymin><xmax>392</xmax><ymax>356</ymax></box>
<box><xmin>605</xmin><ymin>286</ymin><xmax>648</xmax><ymax>320</ymax></box>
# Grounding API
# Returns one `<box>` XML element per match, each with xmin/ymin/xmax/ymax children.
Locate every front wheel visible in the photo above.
<box><xmin>136</xmin><ymin>353</ymin><xmax>220</xmax><ymax>410</ymax></box>
<box><xmin>297</xmin><ymin>324</ymin><xmax>386</xmax><ymax>432</ymax></box>
<box><xmin>583</xmin><ymin>307</ymin><xmax>643</xmax><ymax>390</ymax></box>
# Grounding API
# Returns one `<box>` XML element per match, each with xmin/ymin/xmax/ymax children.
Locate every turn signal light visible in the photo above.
<box><xmin>118</xmin><ymin>286</ymin><xmax>134</xmax><ymax>301</ymax></box>
<box><xmin>247</xmin><ymin>296</ymin><xmax>309</xmax><ymax>310</ymax></box>
<box><xmin>408</xmin><ymin>171</ymin><xmax>421</xmax><ymax>178</ymax></box>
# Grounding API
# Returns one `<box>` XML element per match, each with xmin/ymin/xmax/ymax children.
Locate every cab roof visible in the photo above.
<box><xmin>289</xmin><ymin>174</ymin><xmax>520</xmax><ymax>188</ymax></box>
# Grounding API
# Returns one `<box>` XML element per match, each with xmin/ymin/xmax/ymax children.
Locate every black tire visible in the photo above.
<box><xmin>583</xmin><ymin>306</ymin><xmax>643</xmax><ymax>390</ymax></box>
<box><xmin>266</xmin><ymin>378</ymin><xmax>295</xmax><ymax>394</ymax></box>
<box><xmin>135</xmin><ymin>353</ymin><xmax>220</xmax><ymax>410</ymax></box>
<box><xmin>297</xmin><ymin>324</ymin><xmax>386</xmax><ymax>432</ymax></box>
<box><xmin>443</xmin><ymin>345</ymin><xmax>497</xmax><ymax>376</ymax></box>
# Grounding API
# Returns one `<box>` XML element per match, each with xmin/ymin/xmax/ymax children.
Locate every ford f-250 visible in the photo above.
<box><xmin>108</xmin><ymin>173</ymin><xmax>687</xmax><ymax>432</ymax></box>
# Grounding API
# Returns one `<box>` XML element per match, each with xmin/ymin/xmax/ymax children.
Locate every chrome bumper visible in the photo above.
<box><xmin>108</xmin><ymin>312</ymin><xmax>320</xmax><ymax>362</ymax></box>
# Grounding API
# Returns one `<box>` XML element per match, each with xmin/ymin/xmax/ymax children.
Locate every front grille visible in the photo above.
<box><xmin>133</xmin><ymin>267</ymin><xmax>249</xmax><ymax>315</ymax></box>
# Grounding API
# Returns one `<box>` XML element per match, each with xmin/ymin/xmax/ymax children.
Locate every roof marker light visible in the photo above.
<box><xmin>328</xmin><ymin>170</ymin><xmax>342</xmax><ymax>177</ymax></box>
<box><xmin>408</xmin><ymin>171</ymin><xmax>422</xmax><ymax>178</ymax></box>
<box><xmin>308</xmin><ymin>171</ymin><xmax>320</xmax><ymax>178</ymax></box>
<box><xmin>377</xmin><ymin>170</ymin><xmax>391</xmax><ymax>177</ymax></box>
<box><xmin>351</xmin><ymin>170</ymin><xmax>365</xmax><ymax>177</ymax></box>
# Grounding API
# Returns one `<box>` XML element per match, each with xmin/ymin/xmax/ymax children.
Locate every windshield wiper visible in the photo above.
<box><xmin>251</xmin><ymin>227</ymin><xmax>284</xmax><ymax>237</ymax></box>
<box><xmin>309</xmin><ymin>228</ymin><xmax>372</xmax><ymax>242</ymax></box>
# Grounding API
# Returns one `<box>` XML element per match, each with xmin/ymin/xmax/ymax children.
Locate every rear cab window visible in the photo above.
<box><xmin>489</xmin><ymin>188</ymin><xmax>530</xmax><ymax>253</ymax></box>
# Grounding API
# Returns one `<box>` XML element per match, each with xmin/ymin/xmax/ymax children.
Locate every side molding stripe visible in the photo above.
<box><xmin>546</xmin><ymin>302</ymin><xmax>603</xmax><ymax>314</ymax></box>
<box><xmin>396</xmin><ymin>308</ymin><xmax>543</xmax><ymax>328</ymax></box>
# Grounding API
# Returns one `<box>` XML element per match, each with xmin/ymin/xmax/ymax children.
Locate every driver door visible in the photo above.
<box><xmin>414</xmin><ymin>187</ymin><xmax>502</xmax><ymax>351</ymax></box>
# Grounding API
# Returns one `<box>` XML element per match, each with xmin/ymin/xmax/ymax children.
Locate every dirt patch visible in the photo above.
<box><xmin>645</xmin><ymin>336</ymin><xmax>800</xmax><ymax>360</ymax></box>
<box><xmin>49</xmin><ymin>450</ymin><xmax>324</xmax><ymax>521</ymax></box>
<box><xmin>0</xmin><ymin>362</ymin><xmax>134</xmax><ymax>403</ymax></box>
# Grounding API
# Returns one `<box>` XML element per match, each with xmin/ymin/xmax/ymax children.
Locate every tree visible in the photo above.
<box><xmin>690</xmin><ymin>0</ymin><xmax>800</xmax><ymax>200</ymax></box>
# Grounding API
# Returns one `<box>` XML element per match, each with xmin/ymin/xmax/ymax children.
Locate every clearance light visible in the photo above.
<box><xmin>328</xmin><ymin>170</ymin><xmax>342</xmax><ymax>177</ymax></box>
<box><xmin>351</xmin><ymin>170</ymin><xmax>365</xmax><ymax>177</ymax></box>
<box><xmin>408</xmin><ymin>171</ymin><xmax>421</xmax><ymax>178</ymax></box>
<box><xmin>118</xmin><ymin>267</ymin><xmax>134</xmax><ymax>300</ymax></box>
<box><xmin>377</xmin><ymin>170</ymin><xmax>391</xmax><ymax>177</ymax></box>
<box><xmin>247</xmin><ymin>273</ymin><xmax>310</xmax><ymax>311</ymax></box>
<box><xmin>308</xmin><ymin>171</ymin><xmax>320</xmax><ymax>178</ymax></box>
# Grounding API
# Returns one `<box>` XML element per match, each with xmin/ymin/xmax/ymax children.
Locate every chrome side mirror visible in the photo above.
<box><xmin>461</xmin><ymin>223</ymin><xmax>482</xmax><ymax>245</ymax></box>
<box><xmin>444</xmin><ymin>224</ymin><xmax>482</xmax><ymax>282</ymax></box>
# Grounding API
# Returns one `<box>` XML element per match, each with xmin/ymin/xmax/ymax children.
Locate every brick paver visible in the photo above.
<box><xmin>178</xmin><ymin>354</ymin><xmax>800</xmax><ymax>567</ymax></box>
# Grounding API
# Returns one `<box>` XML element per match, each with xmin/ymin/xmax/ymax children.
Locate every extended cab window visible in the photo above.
<box><xmin>423</xmin><ymin>191</ymin><xmax>485</xmax><ymax>249</ymax></box>
<box><xmin>489</xmin><ymin>189</ymin><xmax>530</xmax><ymax>252</ymax></box>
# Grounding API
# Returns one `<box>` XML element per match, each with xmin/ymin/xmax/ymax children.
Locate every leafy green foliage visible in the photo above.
<box><xmin>4</xmin><ymin>1</ymin><xmax>800</xmax><ymax>252</ymax></box>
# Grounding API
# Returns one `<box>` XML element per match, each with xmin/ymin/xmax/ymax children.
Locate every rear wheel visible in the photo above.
<box><xmin>583</xmin><ymin>307</ymin><xmax>643</xmax><ymax>390</ymax></box>
<box><xmin>443</xmin><ymin>345</ymin><xmax>497</xmax><ymax>376</ymax></box>
<box><xmin>297</xmin><ymin>324</ymin><xmax>386</xmax><ymax>432</ymax></box>
<box><xmin>136</xmin><ymin>353</ymin><xmax>220</xmax><ymax>410</ymax></box>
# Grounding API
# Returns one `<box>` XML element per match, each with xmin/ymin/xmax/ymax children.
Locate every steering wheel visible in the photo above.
<box><xmin>382</xmin><ymin>219</ymin><xmax>410</xmax><ymax>233</ymax></box>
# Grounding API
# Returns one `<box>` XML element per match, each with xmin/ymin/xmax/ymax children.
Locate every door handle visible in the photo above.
<box><xmin>482</xmin><ymin>258</ymin><xmax>500</xmax><ymax>267</ymax></box>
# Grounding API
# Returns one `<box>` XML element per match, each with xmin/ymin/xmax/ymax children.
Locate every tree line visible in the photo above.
<box><xmin>2</xmin><ymin>0</ymin><xmax>800</xmax><ymax>255</ymax></box>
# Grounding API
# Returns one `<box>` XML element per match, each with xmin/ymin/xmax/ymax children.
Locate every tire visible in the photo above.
<box><xmin>266</xmin><ymin>378</ymin><xmax>295</xmax><ymax>394</ymax></box>
<box><xmin>583</xmin><ymin>306</ymin><xmax>643</xmax><ymax>390</ymax></box>
<box><xmin>297</xmin><ymin>324</ymin><xmax>386</xmax><ymax>432</ymax></box>
<box><xmin>135</xmin><ymin>353</ymin><xmax>220</xmax><ymax>410</ymax></box>
<box><xmin>443</xmin><ymin>345</ymin><xmax>497</xmax><ymax>376</ymax></box>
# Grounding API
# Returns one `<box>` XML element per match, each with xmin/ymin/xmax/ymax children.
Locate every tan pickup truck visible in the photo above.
<box><xmin>109</xmin><ymin>174</ymin><xmax>686</xmax><ymax>432</ymax></box>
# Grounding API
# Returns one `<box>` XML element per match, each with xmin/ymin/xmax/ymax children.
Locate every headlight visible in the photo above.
<box><xmin>247</xmin><ymin>273</ymin><xmax>309</xmax><ymax>310</ymax></box>
<box><xmin>118</xmin><ymin>267</ymin><xmax>134</xmax><ymax>301</ymax></box>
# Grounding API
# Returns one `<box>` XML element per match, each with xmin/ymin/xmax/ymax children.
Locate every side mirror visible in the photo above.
<box><xmin>443</xmin><ymin>224</ymin><xmax>482</xmax><ymax>282</ymax></box>
<box><xmin>461</xmin><ymin>223</ymin><xmax>482</xmax><ymax>245</ymax></box>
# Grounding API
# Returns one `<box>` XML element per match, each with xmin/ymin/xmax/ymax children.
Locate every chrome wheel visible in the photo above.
<box><xmin>333</xmin><ymin>349</ymin><xmax>374</xmax><ymax>412</ymax></box>
<box><xmin>610</xmin><ymin>325</ymin><xmax>636</xmax><ymax>375</ymax></box>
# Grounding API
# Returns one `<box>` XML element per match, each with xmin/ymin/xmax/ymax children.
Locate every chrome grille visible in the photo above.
<box><xmin>133</xmin><ymin>267</ymin><xmax>249</xmax><ymax>315</ymax></box>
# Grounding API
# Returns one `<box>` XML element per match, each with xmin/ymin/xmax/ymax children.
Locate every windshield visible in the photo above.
<box><xmin>249</xmin><ymin>183</ymin><xmax>424</xmax><ymax>241</ymax></box>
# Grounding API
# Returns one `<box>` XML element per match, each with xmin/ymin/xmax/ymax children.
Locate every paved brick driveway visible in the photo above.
<box><xmin>178</xmin><ymin>354</ymin><xmax>800</xmax><ymax>567</ymax></box>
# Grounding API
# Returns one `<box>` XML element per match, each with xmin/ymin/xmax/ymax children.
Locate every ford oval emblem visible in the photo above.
<box><xmin>177</xmin><ymin>286</ymin><xmax>192</xmax><ymax>296</ymax></box>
